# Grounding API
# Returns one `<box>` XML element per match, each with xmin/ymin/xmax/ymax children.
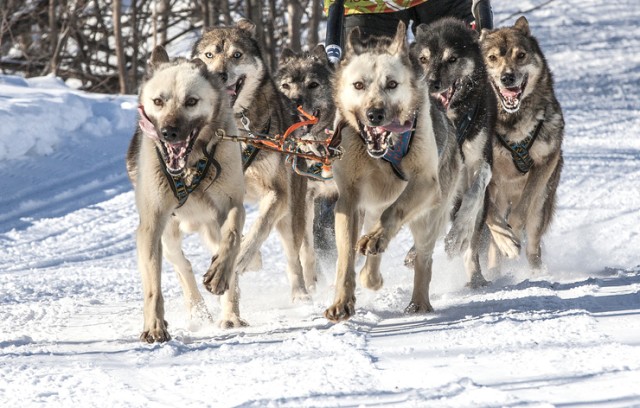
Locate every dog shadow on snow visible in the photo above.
<box><xmin>364</xmin><ymin>266</ymin><xmax>640</xmax><ymax>337</ymax></box>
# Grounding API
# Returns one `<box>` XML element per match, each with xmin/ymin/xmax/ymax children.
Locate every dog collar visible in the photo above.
<box><xmin>382</xmin><ymin>116</ymin><xmax>417</xmax><ymax>182</ymax></box>
<box><xmin>496</xmin><ymin>119</ymin><xmax>544</xmax><ymax>174</ymax></box>
<box><xmin>156</xmin><ymin>144</ymin><xmax>221</xmax><ymax>208</ymax></box>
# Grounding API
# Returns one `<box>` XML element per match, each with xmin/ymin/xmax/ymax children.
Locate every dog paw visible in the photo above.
<box><xmin>403</xmin><ymin>246</ymin><xmax>416</xmax><ymax>269</ymax></box>
<box><xmin>324</xmin><ymin>297</ymin><xmax>356</xmax><ymax>322</ymax></box>
<box><xmin>444</xmin><ymin>222</ymin><xmax>473</xmax><ymax>257</ymax></box>
<box><xmin>404</xmin><ymin>301</ymin><xmax>434</xmax><ymax>314</ymax></box>
<box><xmin>356</xmin><ymin>230</ymin><xmax>388</xmax><ymax>256</ymax></box>
<box><xmin>291</xmin><ymin>288</ymin><xmax>312</xmax><ymax>303</ymax></box>
<box><xmin>219</xmin><ymin>315</ymin><xmax>249</xmax><ymax>329</ymax></box>
<box><xmin>140</xmin><ymin>319</ymin><xmax>170</xmax><ymax>343</ymax></box>
<box><xmin>466</xmin><ymin>272</ymin><xmax>490</xmax><ymax>289</ymax></box>
<box><xmin>203</xmin><ymin>256</ymin><xmax>230</xmax><ymax>295</ymax></box>
<box><xmin>246</xmin><ymin>250</ymin><xmax>263</xmax><ymax>272</ymax></box>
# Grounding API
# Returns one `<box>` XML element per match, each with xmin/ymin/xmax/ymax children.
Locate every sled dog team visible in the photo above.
<box><xmin>126</xmin><ymin>15</ymin><xmax>564</xmax><ymax>342</ymax></box>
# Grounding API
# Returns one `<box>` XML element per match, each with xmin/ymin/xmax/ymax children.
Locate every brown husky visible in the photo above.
<box><xmin>480</xmin><ymin>16</ymin><xmax>564</xmax><ymax>272</ymax></box>
<box><xmin>126</xmin><ymin>47</ymin><xmax>245</xmax><ymax>342</ymax></box>
<box><xmin>192</xmin><ymin>19</ymin><xmax>314</xmax><ymax>301</ymax></box>
<box><xmin>324</xmin><ymin>22</ymin><xmax>463</xmax><ymax>321</ymax></box>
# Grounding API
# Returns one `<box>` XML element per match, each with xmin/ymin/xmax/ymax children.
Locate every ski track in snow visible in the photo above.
<box><xmin>1</xmin><ymin>0</ymin><xmax>640</xmax><ymax>406</ymax></box>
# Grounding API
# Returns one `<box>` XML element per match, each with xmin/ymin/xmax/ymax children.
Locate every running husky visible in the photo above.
<box><xmin>411</xmin><ymin>17</ymin><xmax>496</xmax><ymax>287</ymax></box>
<box><xmin>192</xmin><ymin>20</ymin><xmax>314</xmax><ymax>300</ymax></box>
<box><xmin>275</xmin><ymin>44</ymin><xmax>338</xmax><ymax>279</ymax></box>
<box><xmin>324</xmin><ymin>22</ymin><xmax>463</xmax><ymax>321</ymax></box>
<box><xmin>480</xmin><ymin>16</ymin><xmax>564</xmax><ymax>272</ymax></box>
<box><xmin>126</xmin><ymin>46</ymin><xmax>245</xmax><ymax>342</ymax></box>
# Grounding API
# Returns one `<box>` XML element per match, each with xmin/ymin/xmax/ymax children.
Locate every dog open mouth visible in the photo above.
<box><xmin>433</xmin><ymin>80</ymin><xmax>458</xmax><ymax>110</ymax></box>
<box><xmin>226</xmin><ymin>75</ymin><xmax>246</xmax><ymax>107</ymax></box>
<box><xmin>358</xmin><ymin>118</ymin><xmax>413</xmax><ymax>158</ymax></box>
<box><xmin>298</xmin><ymin>108</ymin><xmax>320</xmax><ymax>134</ymax></box>
<box><xmin>495</xmin><ymin>74</ymin><xmax>528</xmax><ymax>113</ymax></box>
<box><xmin>158</xmin><ymin>128</ymin><xmax>198</xmax><ymax>176</ymax></box>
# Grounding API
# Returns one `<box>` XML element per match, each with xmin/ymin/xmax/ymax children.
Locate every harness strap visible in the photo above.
<box><xmin>156</xmin><ymin>143</ymin><xmax>220</xmax><ymax>208</ymax></box>
<box><xmin>382</xmin><ymin>116</ymin><xmax>417</xmax><ymax>182</ymax></box>
<box><xmin>496</xmin><ymin>119</ymin><xmax>544</xmax><ymax>174</ymax></box>
<box><xmin>241</xmin><ymin>115</ymin><xmax>271</xmax><ymax>171</ymax></box>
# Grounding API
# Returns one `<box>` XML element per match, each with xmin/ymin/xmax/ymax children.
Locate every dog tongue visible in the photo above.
<box><xmin>501</xmin><ymin>87</ymin><xmax>520</xmax><ymax>98</ymax></box>
<box><xmin>381</xmin><ymin>119</ymin><xmax>413</xmax><ymax>134</ymax></box>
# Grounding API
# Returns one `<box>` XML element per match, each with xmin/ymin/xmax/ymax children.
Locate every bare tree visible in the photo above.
<box><xmin>287</xmin><ymin>0</ymin><xmax>303</xmax><ymax>52</ymax></box>
<box><xmin>113</xmin><ymin>0</ymin><xmax>127</xmax><ymax>93</ymax></box>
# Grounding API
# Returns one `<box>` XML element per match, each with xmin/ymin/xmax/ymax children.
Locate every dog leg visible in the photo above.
<box><xmin>236</xmin><ymin>190</ymin><xmax>286</xmax><ymax>274</ymax></box>
<box><xmin>218</xmin><ymin>269</ymin><xmax>248</xmax><ymax>328</ymax></box>
<box><xmin>203</xmin><ymin>204</ymin><xmax>244</xmax><ymax>296</ymax></box>
<box><xmin>324</xmin><ymin>193</ymin><xmax>359</xmax><ymax>322</ymax></box>
<box><xmin>486</xmin><ymin>199</ymin><xmax>521</xmax><ymax>259</ymax></box>
<box><xmin>405</xmin><ymin>216</ymin><xmax>438</xmax><ymax>314</ymax></box>
<box><xmin>358</xmin><ymin>212</ymin><xmax>384</xmax><ymax>290</ymax></box>
<box><xmin>464</xmin><ymin>194</ymin><xmax>491</xmax><ymax>288</ymax></box>
<box><xmin>276</xmin><ymin>215</ymin><xmax>310</xmax><ymax>302</ymax></box>
<box><xmin>300</xmin><ymin>198</ymin><xmax>319</xmax><ymax>292</ymax></box>
<box><xmin>357</xmin><ymin>177</ymin><xmax>441</xmax><ymax>256</ymax></box>
<box><xmin>162</xmin><ymin>218</ymin><xmax>212</xmax><ymax>322</ymax></box>
<box><xmin>137</xmin><ymin>210</ymin><xmax>171</xmax><ymax>343</ymax></box>
<box><xmin>446</xmin><ymin>162</ymin><xmax>492</xmax><ymax>256</ymax></box>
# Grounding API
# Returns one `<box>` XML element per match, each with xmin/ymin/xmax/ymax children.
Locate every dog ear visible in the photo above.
<box><xmin>346</xmin><ymin>27</ymin><xmax>365</xmax><ymax>55</ymax></box>
<box><xmin>414</xmin><ymin>23</ymin><xmax>428</xmax><ymax>40</ymax></box>
<box><xmin>149</xmin><ymin>46</ymin><xmax>170</xmax><ymax>73</ymax></box>
<box><xmin>479</xmin><ymin>28</ymin><xmax>490</xmax><ymax>42</ymax></box>
<box><xmin>390</xmin><ymin>20</ymin><xmax>407</xmax><ymax>55</ymax></box>
<box><xmin>280</xmin><ymin>47</ymin><xmax>296</xmax><ymax>64</ymax></box>
<box><xmin>514</xmin><ymin>16</ymin><xmax>530</xmax><ymax>35</ymax></box>
<box><xmin>311</xmin><ymin>44</ymin><xmax>329</xmax><ymax>64</ymax></box>
<box><xmin>191</xmin><ymin>57</ymin><xmax>207</xmax><ymax>72</ymax></box>
<box><xmin>237</xmin><ymin>18</ymin><xmax>257</xmax><ymax>36</ymax></box>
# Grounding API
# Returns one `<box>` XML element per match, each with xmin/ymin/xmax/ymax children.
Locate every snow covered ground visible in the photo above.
<box><xmin>1</xmin><ymin>0</ymin><xmax>639</xmax><ymax>406</ymax></box>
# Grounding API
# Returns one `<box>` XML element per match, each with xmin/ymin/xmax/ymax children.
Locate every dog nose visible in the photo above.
<box><xmin>429</xmin><ymin>79</ymin><xmax>442</xmax><ymax>91</ymax></box>
<box><xmin>366</xmin><ymin>108</ymin><xmax>385</xmax><ymax>126</ymax></box>
<box><xmin>218</xmin><ymin>71</ymin><xmax>228</xmax><ymax>82</ymax></box>
<box><xmin>501</xmin><ymin>72</ymin><xmax>516</xmax><ymax>87</ymax></box>
<box><xmin>161</xmin><ymin>126</ymin><xmax>180</xmax><ymax>141</ymax></box>
<box><xmin>293</xmin><ymin>97</ymin><xmax>304</xmax><ymax>107</ymax></box>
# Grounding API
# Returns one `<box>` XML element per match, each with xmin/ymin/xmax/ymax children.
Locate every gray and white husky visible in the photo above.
<box><xmin>480</xmin><ymin>16</ymin><xmax>564</xmax><ymax>272</ymax></box>
<box><xmin>192</xmin><ymin>20</ymin><xmax>315</xmax><ymax>301</ymax></box>
<box><xmin>324</xmin><ymin>22</ymin><xmax>463</xmax><ymax>322</ymax></box>
<box><xmin>411</xmin><ymin>17</ymin><xmax>496</xmax><ymax>288</ymax></box>
<box><xmin>126</xmin><ymin>46</ymin><xmax>245</xmax><ymax>342</ymax></box>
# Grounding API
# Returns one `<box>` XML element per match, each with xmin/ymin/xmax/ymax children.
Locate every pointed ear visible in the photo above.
<box><xmin>149</xmin><ymin>46</ymin><xmax>170</xmax><ymax>72</ymax></box>
<box><xmin>479</xmin><ymin>28</ymin><xmax>490</xmax><ymax>42</ymax></box>
<box><xmin>514</xmin><ymin>16</ymin><xmax>530</xmax><ymax>35</ymax></box>
<box><xmin>415</xmin><ymin>23</ymin><xmax>428</xmax><ymax>39</ymax></box>
<box><xmin>237</xmin><ymin>18</ymin><xmax>256</xmax><ymax>36</ymax></box>
<box><xmin>346</xmin><ymin>26</ymin><xmax>365</xmax><ymax>56</ymax></box>
<box><xmin>280</xmin><ymin>47</ymin><xmax>296</xmax><ymax>64</ymax></box>
<box><xmin>311</xmin><ymin>44</ymin><xmax>329</xmax><ymax>64</ymax></box>
<box><xmin>390</xmin><ymin>20</ymin><xmax>407</xmax><ymax>54</ymax></box>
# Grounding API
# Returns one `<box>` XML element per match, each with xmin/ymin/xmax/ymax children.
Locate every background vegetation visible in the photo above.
<box><xmin>0</xmin><ymin>0</ymin><xmax>324</xmax><ymax>93</ymax></box>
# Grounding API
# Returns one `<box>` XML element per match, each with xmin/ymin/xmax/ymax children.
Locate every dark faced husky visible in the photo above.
<box><xmin>411</xmin><ymin>17</ymin><xmax>496</xmax><ymax>288</ymax></box>
<box><xmin>126</xmin><ymin>46</ymin><xmax>246</xmax><ymax>342</ymax></box>
<box><xmin>480</xmin><ymin>16</ymin><xmax>564</xmax><ymax>272</ymax></box>
<box><xmin>192</xmin><ymin>20</ymin><xmax>314</xmax><ymax>300</ymax></box>
<box><xmin>324</xmin><ymin>22</ymin><xmax>463</xmax><ymax>322</ymax></box>
<box><xmin>275</xmin><ymin>44</ymin><xmax>338</xmax><ymax>280</ymax></box>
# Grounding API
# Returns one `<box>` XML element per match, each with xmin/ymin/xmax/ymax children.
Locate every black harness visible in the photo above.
<box><xmin>496</xmin><ymin>119</ymin><xmax>544</xmax><ymax>174</ymax></box>
<box><xmin>240</xmin><ymin>115</ymin><xmax>272</xmax><ymax>171</ymax></box>
<box><xmin>455</xmin><ymin>102</ymin><xmax>481</xmax><ymax>146</ymax></box>
<box><xmin>156</xmin><ymin>144</ymin><xmax>221</xmax><ymax>208</ymax></box>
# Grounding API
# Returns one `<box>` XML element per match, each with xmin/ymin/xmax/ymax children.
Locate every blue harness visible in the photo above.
<box><xmin>382</xmin><ymin>118</ymin><xmax>416</xmax><ymax>181</ymax></box>
<box><xmin>495</xmin><ymin>119</ymin><xmax>544</xmax><ymax>174</ymax></box>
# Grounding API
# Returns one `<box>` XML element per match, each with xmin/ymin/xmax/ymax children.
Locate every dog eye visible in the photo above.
<box><xmin>153</xmin><ymin>98</ymin><xmax>163</xmax><ymax>107</ymax></box>
<box><xmin>204</xmin><ymin>52</ymin><xmax>213</xmax><ymax>59</ymax></box>
<box><xmin>448</xmin><ymin>56</ymin><xmax>458</xmax><ymax>63</ymax></box>
<box><xmin>308</xmin><ymin>82</ymin><xmax>319</xmax><ymax>89</ymax></box>
<box><xmin>516</xmin><ymin>51</ymin><xmax>526</xmax><ymax>60</ymax></box>
<box><xmin>232</xmin><ymin>51</ymin><xmax>242</xmax><ymax>59</ymax></box>
<box><xmin>185</xmin><ymin>97</ymin><xmax>198</xmax><ymax>107</ymax></box>
<box><xmin>488</xmin><ymin>55</ymin><xmax>497</xmax><ymax>62</ymax></box>
<box><xmin>353</xmin><ymin>81</ymin><xmax>364</xmax><ymax>90</ymax></box>
<box><xmin>387</xmin><ymin>80</ymin><xmax>398</xmax><ymax>89</ymax></box>
<box><xmin>419</xmin><ymin>56</ymin><xmax>428</xmax><ymax>64</ymax></box>
<box><xmin>281</xmin><ymin>83</ymin><xmax>290</xmax><ymax>90</ymax></box>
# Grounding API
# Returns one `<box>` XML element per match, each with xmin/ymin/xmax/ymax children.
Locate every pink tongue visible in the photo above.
<box><xmin>381</xmin><ymin>119</ymin><xmax>413</xmax><ymax>134</ymax></box>
<box><xmin>226</xmin><ymin>87</ymin><xmax>236</xmax><ymax>96</ymax></box>
<box><xmin>138</xmin><ymin>107</ymin><xmax>160</xmax><ymax>140</ymax></box>
<box><xmin>501</xmin><ymin>88</ymin><xmax>520</xmax><ymax>98</ymax></box>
